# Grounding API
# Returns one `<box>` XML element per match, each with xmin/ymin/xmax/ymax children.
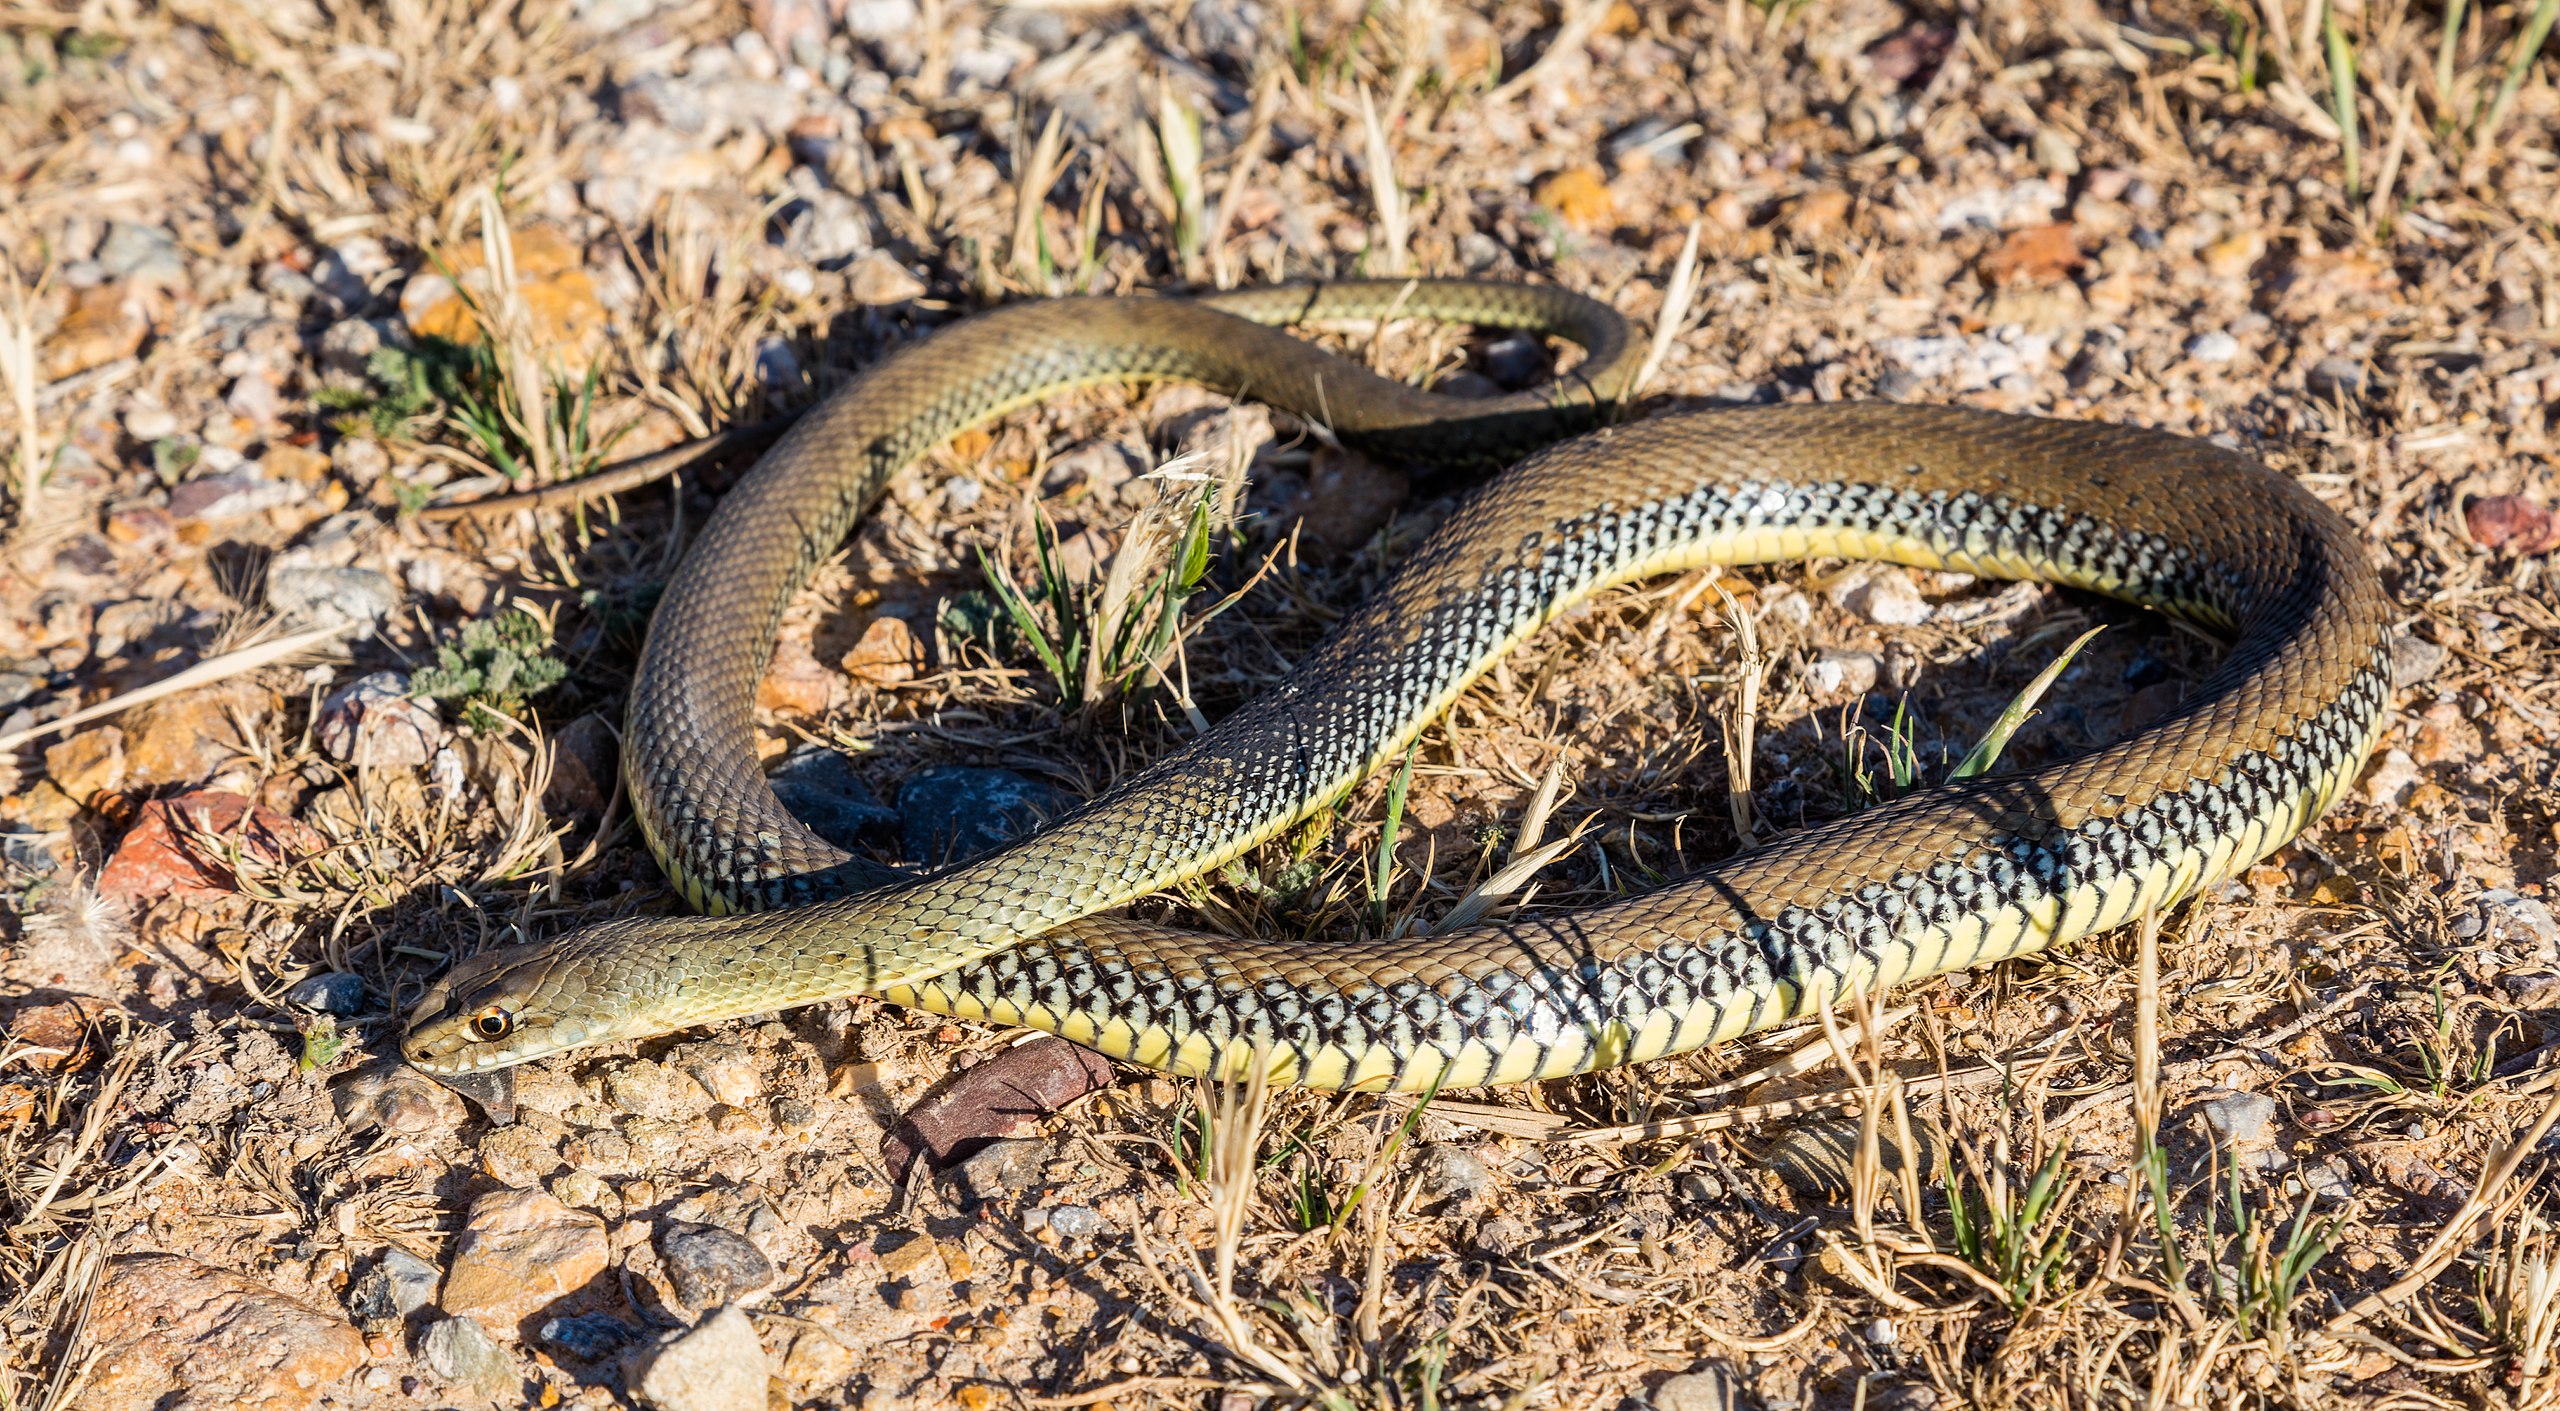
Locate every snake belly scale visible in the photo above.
<box><xmin>403</xmin><ymin>280</ymin><xmax>2391</xmax><ymax>1092</ymax></box>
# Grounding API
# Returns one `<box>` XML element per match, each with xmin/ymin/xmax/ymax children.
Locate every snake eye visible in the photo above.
<box><xmin>469</xmin><ymin>1007</ymin><xmax>515</xmax><ymax>1041</ymax></box>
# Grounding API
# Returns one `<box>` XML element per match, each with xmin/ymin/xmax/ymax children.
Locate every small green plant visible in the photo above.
<box><xmin>411</xmin><ymin>607</ymin><xmax>568</xmax><ymax>731</ymax></box>
<box><xmin>1841</xmin><ymin>696</ymin><xmax>1929</xmax><ymax>809</ymax></box>
<box><xmin>313</xmin><ymin>342</ymin><xmax>462</xmax><ymax>442</ymax></box>
<box><xmin>1944</xmin><ymin>1134</ymin><xmax>2081</xmax><ymax>1312</ymax></box>
<box><xmin>980</xmin><ymin>480</ymin><xmax>1226</xmax><ymax>709</ymax></box>
<box><xmin>149</xmin><ymin>437</ymin><xmax>199</xmax><ymax>486</ymax></box>
<box><xmin>316</xmin><ymin>337</ymin><xmax>621</xmax><ymax>487</ymax></box>
<box><xmin>1837</xmin><ymin>625</ymin><xmax>2103</xmax><ymax>810</ymax></box>
<box><xmin>1368</xmin><ymin>745</ymin><xmax>1417</xmax><ymax>935</ymax></box>
<box><xmin>2201</xmin><ymin>1144</ymin><xmax>2339</xmax><ymax>1345</ymax></box>
<box><xmin>298</xmin><ymin>1014</ymin><xmax>347</xmax><ymax>1072</ymax></box>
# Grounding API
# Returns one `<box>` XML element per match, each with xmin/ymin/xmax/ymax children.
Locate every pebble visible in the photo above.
<box><xmin>2186</xmin><ymin>330</ymin><xmax>2241</xmax><ymax>363</ymax></box>
<box><xmin>95</xmin><ymin>221</ymin><xmax>185</xmax><ymax>284</ymax></box>
<box><xmin>345</xmin><ymin>1247</ymin><xmax>439</xmax><ymax>1330</ymax></box>
<box><xmin>2390</xmin><ymin>632</ymin><xmax>2447</xmax><ymax>688</ymax></box>
<box><xmin>839</xmin><ymin>615</ymin><xmax>924</xmax><ymax>685</ymax></box>
<box><xmin>168</xmin><ymin>471</ymin><xmax>300</xmax><ymax>522</ymax></box>
<box><xmin>2306</xmin><ymin>356</ymin><xmax>2367</xmax><ymax>398</ymax></box>
<box><xmin>289</xmin><ymin>971</ymin><xmax>367</xmax><ymax>1015</ymax></box>
<box><xmin>1480</xmin><ymin>333</ymin><xmax>1550</xmax><ymax>388</ymax></box>
<box><xmin>632</xmin><ymin>1304</ymin><xmax>773</xmax><ymax>1411</ymax></box>
<box><xmin>440</xmin><ymin>1187</ymin><xmax>611</xmax><ymax>1327</ymax></box>
<box><xmin>2360</xmin><ymin>749</ymin><xmax>2420</xmax><ymax>807</ymax></box>
<box><xmin>673</xmin><ymin>1043</ymin><xmax>764</xmax><ymax>1107</ymax></box>
<box><xmin>2196</xmin><ymin>1089</ymin><xmax>2282</xmax><ymax>1169</ymax></box>
<box><xmin>1808</xmin><ymin>646</ymin><xmax>1882</xmax><ymax>698</ymax></box>
<box><xmin>782</xmin><ymin>181</ymin><xmax>871</xmax><ymax>268</ymax></box>
<box><xmin>123</xmin><ymin>404</ymin><xmax>179</xmax><ymax>441</ymax></box>
<box><xmin>2504</xmin><ymin>972</ymin><xmax>2560</xmax><ymax>1011</ymax></box>
<box><xmin>2297</xmin><ymin>1159</ymin><xmax>2352</xmax><ymax>1202</ymax></box>
<box><xmin>536</xmin><ymin>712</ymin><xmax>617</xmax><ymax>820</ymax></box>
<box><xmin>876</xmin><ymin>1233</ymin><xmax>940</xmax><ymax>1280</ymax></box>
<box><xmin>1042</xmin><ymin>1203</ymin><xmax>1108</xmax><ymax>1239</ymax></box>
<box><xmin>331</xmin><ymin>1061</ymin><xmax>469</xmax><ymax>1135</ymax></box>
<box><xmin>1764</xmin><ymin>1117</ymin><xmax>1941</xmax><ymax>1197</ymax></box>
<box><xmin>2468</xmin><ymin>494</ymin><xmax>2560</xmax><ymax>555</ymax></box>
<box><xmin>43</xmin><ymin>727</ymin><xmax>125</xmax><ymax>803</ymax></box>
<box><xmin>955</xmin><ymin>1137</ymin><xmax>1050</xmax><ymax>1205</ymax></box>
<box><xmin>606</xmin><ymin>1059</ymin><xmax>715</xmax><ymax>1121</ymax></box>
<box><xmin>2475</xmin><ymin>890</ymin><xmax>2560</xmax><ymax>960</ymax></box>
<box><xmin>315</xmin><ymin>671</ymin><xmax>442</xmax><ymax>768</ymax></box>
<box><xmin>1650</xmin><ymin>1362</ymin><xmax>1748</xmax><ymax>1411</ymax></box>
<box><xmin>898</xmin><ymin>766</ymin><xmax>1071</xmax><ymax>865</ymax></box>
<box><xmin>842</xmin><ymin>0</ymin><xmax>921</xmax><ymax>39</ymax></box>
<box><xmin>1828</xmin><ymin>567</ymin><xmax>1932</xmax><ymax>626</ymax></box>
<box><xmin>540</xmin><ymin>1312</ymin><xmax>642</xmax><ymax>1363</ymax></box>
<box><xmin>268</xmin><ymin>565</ymin><xmax>398</xmax><ymax>636</ymax></box>
<box><xmin>847</xmin><ymin>249</ymin><xmax>926</xmax><ymax>306</ymax></box>
<box><xmin>768</xmin><ymin>745</ymin><xmax>900</xmax><ymax>851</ymax></box>
<box><xmin>658</xmin><ymin>1221</ymin><xmax>779</xmax><ymax>1309</ymax></box>
<box><xmin>420</xmin><ymin>1315</ymin><xmax>519</xmax><ymax>1400</ymax></box>
<box><xmin>1414</xmin><ymin>1145</ymin><xmax>1491</xmax><ymax>1204</ymax></box>
<box><xmin>81</xmin><ymin>1253</ymin><xmax>365</xmax><ymax>1411</ymax></box>
<box><xmin>314</xmin><ymin>317</ymin><xmax>388</xmax><ymax>384</ymax></box>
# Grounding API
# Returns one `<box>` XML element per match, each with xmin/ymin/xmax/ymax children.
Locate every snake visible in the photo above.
<box><xmin>402</xmin><ymin>279</ymin><xmax>2392</xmax><ymax>1093</ymax></box>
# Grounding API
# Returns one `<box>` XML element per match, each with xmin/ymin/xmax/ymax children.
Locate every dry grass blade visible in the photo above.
<box><xmin>0</xmin><ymin>254</ymin><xmax>47</xmax><ymax>521</ymax></box>
<box><xmin>1487</xmin><ymin>0</ymin><xmax>1611</xmax><ymax>104</ymax></box>
<box><xmin>1355</xmin><ymin>85</ymin><xmax>1408</xmax><ymax>277</ymax></box>
<box><xmin>1713</xmin><ymin>581</ymin><xmax>1765</xmax><ymax>847</ymax></box>
<box><xmin>1629</xmin><ymin>219</ymin><xmax>1703</xmax><ymax>407</ymax></box>
<box><xmin>0</xmin><ymin>620</ymin><xmax>358</xmax><ymax>753</ymax></box>
<box><xmin>2328</xmin><ymin>1086</ymin><xmax>2560</xmax><ymax>1333</ymax></box>
<box><xmin>1013</xmin><ymin>107</ymin><xmax>1070</xmax><ymax>288</ymax></box>
<box><xmin>1126</xmin><ymin>1058</ymin><xmax>1321</xmax><ymax>1394</ymax></box>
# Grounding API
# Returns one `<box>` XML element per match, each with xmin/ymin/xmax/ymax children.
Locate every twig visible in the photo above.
<box><xmin>1628</xmin><ymin>219</ymin><xmax>1703</xmax><ymax>408</ymax></box>
<box><xmin>417</xmin><ymin>413</ymin><xmax>803</xmax><ymax>520</ymax></box>
<box><xmin>0</xmin><ymin>621</ymin><xmax>360</xmax><ymax>753</ymax></box>
<box><xmin>1487</xmin><ymin>0</ymin><xmax>1611</xmax><ymax>104</ymax></box>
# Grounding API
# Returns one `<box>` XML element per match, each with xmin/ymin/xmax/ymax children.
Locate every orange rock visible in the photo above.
<box><xmin>42</xmin><ymin>726</ymin><xmax>125</xmax><ymax>802</ymax></box>
<box><xmin>122</xmin><ymin>679</ymin><xmax>275</xmax><ymax>787</ymax></box>
<box><xmin>80</xmin><ymin>1254</ymin><xmax>364</xmax><ymax>1411</ymax></box>
<box><xmin>1781</xmin><ymin>188</ymin><xmax>1853</xmax><ymax>243</ymax></box>
<box><xmin>1978</xmin><ymin>222</ymin><xmax>2082</xmax><ymax>287</ymax></box>
<box><xmin>872</xmin><ymin>114</ymin><xmax>937</xmax><ymax>146</ymax></box>
<box><xmin>757</xmin><ymin>639</ymin><xmax>838</xmax><ymax>716</ymax></box>
<box><xmin>440</xmin><ymin>1188</ymin><xmax>610</xmax><ymax>1330</ymax></box>
<box><xmin>2200</xmin><ymin>230</ymin><xmax>2263</xmax><ymax>279</ymax></box>
<box><xmin>40</xmin><ymin>284</ymin><xmax>148</xmax><ymax>381</ymax></box>
<box><xmin>1534</xmin><ymin>167</ymin><xmax>1617</xmax><ymax>232</ymax></box>
<box><xmin>841</xmin><ymin>615</ymin><xmax>923</xmax><ymax>685</ymax></box>
<box><xmin>404</xmin><ymin>225</ymin><xmax>608</xmax><ymax>374</ymax></box>
<box><xmin>8</xmin><ymin>998</ymin><xmax>107</xmax><ymax>1072</ymax></box>
<box><xmin>2410</xmin><ymin>699</ymin><xmax>2482</xmax><ymax>765</ymax></box>
<box><xmin>261</xmin><ymin>443</ymin><xmax>332</xmax><ymax>486</ymax></box>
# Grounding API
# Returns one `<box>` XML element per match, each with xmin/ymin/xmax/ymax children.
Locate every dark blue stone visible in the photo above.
<box><xmin>897</xmin><ymin>766</ymin><xmax>1072</xmax><ymax>865</ymax></box>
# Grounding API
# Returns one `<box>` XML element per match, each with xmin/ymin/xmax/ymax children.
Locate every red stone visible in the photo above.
<box><xmin>2467</xmin><ymin>494</ymin><xmax>2559</xmax><ymax>555</ymax></box>
<box><xmin>98</xmin><ymin>789</ymin><xmax>325</xmax><ymax>903</ymax></box>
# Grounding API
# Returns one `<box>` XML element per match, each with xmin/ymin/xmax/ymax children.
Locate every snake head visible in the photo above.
<box><xmin>402</xmin><ymin>942</ymin><xmax>625</xmax><ymax>1074</ymax></box>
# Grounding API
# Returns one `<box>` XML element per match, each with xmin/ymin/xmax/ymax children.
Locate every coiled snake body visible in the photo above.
<box><xmin>403</xmin><ymin>281</ymin><xmax>2390</xmax><ymax>1091</ymax></box>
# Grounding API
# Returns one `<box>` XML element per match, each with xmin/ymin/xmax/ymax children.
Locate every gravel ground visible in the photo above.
<box><xmin>3</xmin><ymin>1</ymin><xmax>2560</xmax><ymax>1409</ymax></box>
